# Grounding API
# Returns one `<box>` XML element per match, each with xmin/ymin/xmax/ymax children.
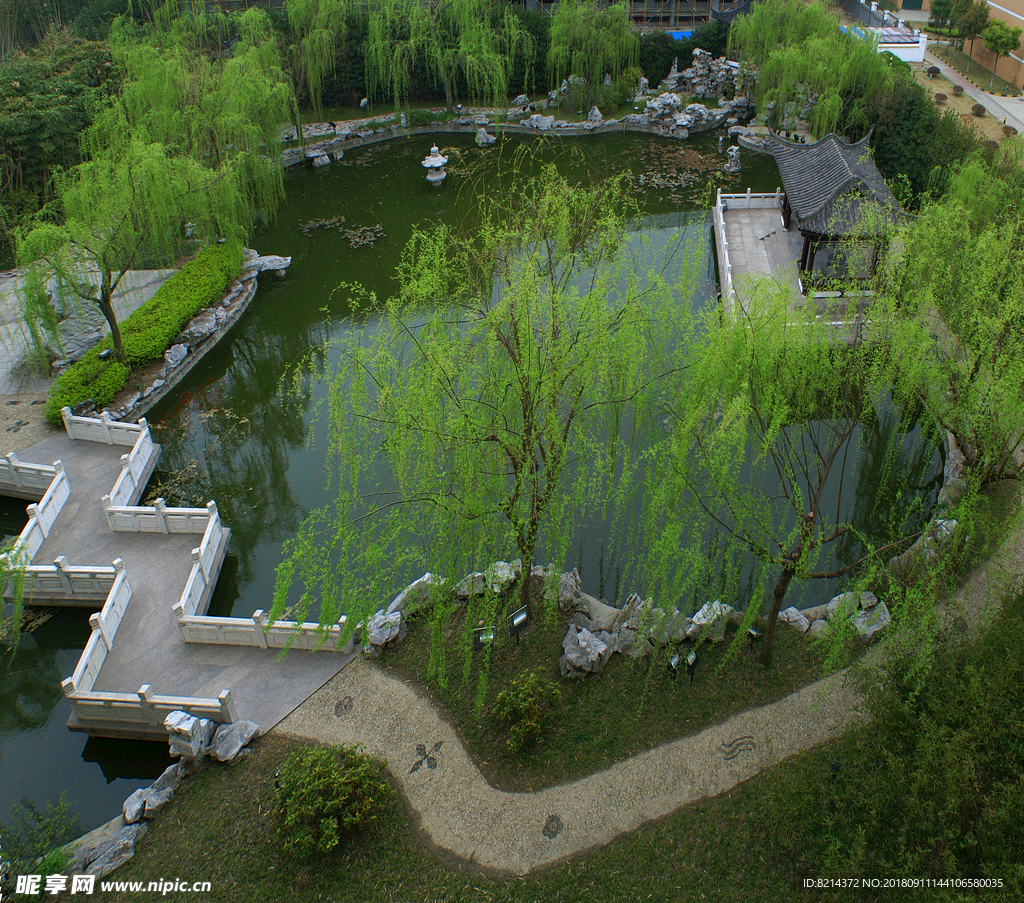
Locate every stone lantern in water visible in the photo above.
<box><xmin>422</xmin><ymin>145</ymin><xmax>448</xmax><ymax>186</ymax></box>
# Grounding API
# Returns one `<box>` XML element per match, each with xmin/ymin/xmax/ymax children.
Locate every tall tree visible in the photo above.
<box><xmin>366</xmin><ymin>0</ymin><xmax>533</xmax><ymax>112</ymax></box>
<box><xmin>982</xmin><ymin>20</ymin><xmax>1023</xmax><ymax>89</ymax></box>
<box><xmin>286</xmin><ymin>0</ymin><xmax>349</xmax><ymax>115</ymax></box>
<box><xmin>645</xmin><ymin>286</ymin><xmax>935</xmax><ymax>666</ymax></box>
<box><xmin>547</xmin><ymin>0</ymin><xmax>637</xmax><ymax>110</ymax></box>
<box><xmin>958</xmin><ymin>0</ymin><xmax>990</xmax><ymax>73</ymax></box>
<box><xmin>273</xmin><ymin>162</ymin><xmax>700</xmax><ymax>652</ymax></box>
<box><xmin>18</xmin><ymin>140</ymin><xmax>246</xmax><ymax>363</ymax></box>
<box><xmin>928</xmin><ymin>0</ymin><xmax>954</xmax><ymax>33</ymax></box>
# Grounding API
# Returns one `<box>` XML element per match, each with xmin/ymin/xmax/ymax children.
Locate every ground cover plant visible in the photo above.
<box><xmin>43</xmin><ymin>241</ymin><xmax>241</xmax><ymax>422</ymax></box>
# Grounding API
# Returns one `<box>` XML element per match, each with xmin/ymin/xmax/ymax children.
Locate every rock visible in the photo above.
<box><xmin>549</xmin><ymin>567</ymin><xmax>582</xmax><ymax>610</ymax></box>
<box><xmin>645</xmin><ymin>93</ymin><xmax>681</xmax><ymax>121</ymax></box>
<box><xmin>86</xmin><ymin>823</ymin><xmax>147</xmax><ymax>878</ymax></box>
<box><xmin>603</xmin><ymin>72</ymin><xmax>612</xmax><ymax>87</ymax></box>
<box><xmin>367</xmin><ymin>610</ymin><xmax>402</xmax><ymax>646</ymax></box>
<box><xmin>778</xmin><ymin>606</ymin><xmax>810</xmax><ymax>634</ymax></box>
<box><xmin>331</xmin><ymin>150</ymin><xmax>344</xmax><ymax>162</ymax></box>
<box><xmin>646</xmin><ymin>607</ymin><xmax>691</xmax><ymax>645</ymax></box>
<box><xmin>475</xmin><ymin>127</ymin><xmax>496</xmax><ymax>146</ymax></box>
<box><xmin>209</xmin><ymin>720</ymin><xmax>261</xmax><ymax>763</ymax></box>
<box><xmin>485</xmin><ymin>560</ymin><xmax>517</xmax><ymax>594</ymax></box>
<box><xmin>588</xmin><ymin>105</ymin><xmax>603</xmax><ymax>123</ymax></box>
<box><xmin>825</xmin><ymin>592</ymin><xmax>877</xmax><ymax>621</ymax></box>
<box><xmin>851</xmin><ymin>601</ymin><xmax>891</xmax><ymax>643</ymax></box>
<box><xmin>164</xmin><ymin>344</ymin><xmax>188</xmax><ymax>368</ymax></box>
<box><xmin>723</xmin><ymin>145</ymin><xmax>741</xmax><ymax>173</ymax></box>
<box><xmin>799</xmin><ymin>603</ymin><xmax>829</xmax><ymax>623</ymax></box>
<box><xmin>387</xmin><ymin>572</ymin><xmax>444</xmax><ymax>615</ymax></box>
<box><xmin>628</xmin><ymin>634</ymin><xmax>654</xmax><ymax>658</ymax></box>
<box><xmin>164</xmin><ymin>711</ymin><xmax>214</xmax><ymax>759</ymax></box>
<box><xmin>122</xmin><ymin>789</ymin><xmax>146</xmax><ymax>825</ymax></box>
<box><xmin>151</xmin><ymin>763</ymin><xmax>182</xmax><ymax>793</ymax></box>
<box><xmin>360</xmin><ymin>97</ymin><xmax>368</xmax><ymax>109</ymax></box>
<box><xmin>614</xmin><ymin>626</ymin><xmax>636</xmax><ymax>654</ymax></box>
<box><xmin>513</xmin><ymin>94</ymin><xmax>529</xmax><ymax>107</ymax></box>
<box><xmin>579</xmin><ymin>594</ymin><xmax>619</xmax><ymax>632</ymax></box>
<box><xmin>569</xmin><ymin>611</ymin><xmax>593</xmax><ymax>631</ymax></box>
<box><xmin>180</xmin><ymin>310</ymin><xmax>219</xmax><ymax>344</ymax></box>
<box><xmin>400</xmin><ymin>113</ymin><xmax>407</xmax><ymax>127</ymax></box>
<box><xmin>559</xmin><ymin>626</ymin><xmax>612</xmax><ymax>678</ymax></box>
<box><xmin>143</xmin><ymin>788</ymin><xmax>173</xmax><ymax>817</ymax></box>
<box><xmin>688</xmin><ymin>599</ymin><xmax>735</xmax><ymax>642</ymax></box>
<box><xmin>456</xmin><ymin>571</ymin><xmax>487</xmax><ymax>599</ymax></box>
<box><xmin>242</xmin><ymin>253</ymin><xmax>292</xmax><ymax>275</ymax></box>
<box><xmin>312</xmin><ymin>154</ymin><xmax>330</xmax><ymax>167</ymax></box>
<box><xmin>521</xmin><ymin>113</ymin><xmax>555</xmax><ymax>130</ymax></box>
<box><xmin>808</xmin><ymin>619</ymin><xmax>829</xmax><ymax>637</ymax></box>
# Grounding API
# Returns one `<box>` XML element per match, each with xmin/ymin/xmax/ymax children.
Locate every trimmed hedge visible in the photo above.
<box><xmin>46</xmin><ymin>241</ymin><xmax>242</xmax><ymax>423</ymax></box>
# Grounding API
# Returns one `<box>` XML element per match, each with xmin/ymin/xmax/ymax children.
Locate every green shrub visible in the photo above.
<box><xmin>0</xmin><ymin>792</ymin><xmax>80</xmax><ymax>899</ymax></box>
<box><xmin>45</xmin><ymin>241</ymin><xmax>241</xmax><ymax>423</ymax></box>
<box><xmin>492</xmin><ymin>668</ymin><xmax>561</xmax><ymax>753</ymax></box>
<box><xmin>275</xmin><ymin>745</ymin><xmax>391</xmax><ymax>860</ymax></box>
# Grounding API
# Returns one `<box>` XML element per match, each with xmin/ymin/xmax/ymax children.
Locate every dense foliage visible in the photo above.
<box><xmin>45</xmin><ymin>241</ymin><xmax>241</xmax><ymax>422</ymax></box>
<box><xmin>274</xmin><ymin>745</ymin><xmax>391</xmax><ymax>860</ymax></box>
<box><xmin>492</xmin><ymin>668</ymin><xmax>562</xmax><ymax>753</ymax></box>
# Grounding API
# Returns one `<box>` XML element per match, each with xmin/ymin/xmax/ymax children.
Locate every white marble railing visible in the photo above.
<box><xmin>0</xmin><ymin>463</ymin><xmax>70</xmax><ymax>570</ymax></box>
<box><xmin>0</xmin><ymin>453</ymin><xmax>58</xmax><ymax>497</ymax></box>
<box><xmin>173</xmin><ymin>506</ymin><xmax>226</xmax><ymax>618</ymax></box>
<box><xmin>102</xmin><ymin>497</ymin><xmax>215</xmax><ymax>534</ymax></box>
<box><xmin>62</xmin><ymin>407</ymin><xmax>147</xmax><ymax>446</ymax></box>
<box><xmin>18</xmin><ymin>556</ymin><xmax>118</xmax><ymax>600</ymax></box>
<box><xmin>106</xmin><ymin>427</ymin><xmax>156</xmax><ymax>507</ymax></box>
<box><xmin>715</xmin><ymin>189</ymin><xmax>783</xmax><ymax>308</ymax></box>
<box><xmin>175</xmin><ymin>607</ymin><xmax>355</xmax><ymax>653</ymax></box>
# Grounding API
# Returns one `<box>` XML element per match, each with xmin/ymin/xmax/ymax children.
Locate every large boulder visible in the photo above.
<box><xmin>825</xmin><ymin>591</ymin><xmax>877</xmax><ymax>621</ymax></box>
<box><xmin>476</xmin><ymin>127</ymin><xmax>497</xmax><ymax>146</ymax></box>
<box><xmin>520</xmin><ymin>113</ymin><xmax>555</xmax><ymax>130</ymax></box>
<box><xmin>366</xmin><ymin>610</ymin><xmax>403</xmax><ymax>647</ymax></box>
<box><xmin>778</xmin><ymin>606</ymin><xmax>810</xmax><ymax>634</ymax></box>
<box><xmin>485</xmin><ymin>560</ymin><xmax>519</xmax><ymax>594</ymax></box>
<box><xmin>387</xmin><ymin>572</ymin><xmax>444</xmax><ymax>615</ymax></box>
<box><xmin>644</xmin><ymin>93</ymin><xmax>681</xmax><ymax>121</ymax></box>
<box><xmin>209</xmin><ymin>720</ymin><xmax>261</xmax><ymax>763</ymax></box>
<box><xmin>455</xmin><ymin>571</ymin><xmax>487</xmax><ymax>599</ymax></box>
<box><xmin>575</xmin><ymin>592</ymin><xmax>620</xmax><ymax>632</ymax></box>
<box><xmin>164</xmin><ymin>712</ymin><xmax>214</xmax><ymax>759</ymax></box>
<box><xmin>851</xmin><ymin>601</ymin><xmax>891</xmax><ymax>643</ymax></box>
<box><xmin>85</xmin><ymin>823</ymin><xmax>148</xmax><ymax>878</ymax></box>
<box><xmin>559</xmin><ymin>625</ymin><xmax>612</xmax><ymax>678</ymax></box>
<box><xmin>688</xmin><ymin>599</ymin><xmax>735</xmax><ymax>642</ymax></box>
<box><xmin>549</xmin><ymin>567</ymin><xmax>582</xmax><ymax>610</ymax></box>
<box><xmin>588</xmin><ymin>105</ymin><xmax>603</xmax><ymax>123</ymax></box>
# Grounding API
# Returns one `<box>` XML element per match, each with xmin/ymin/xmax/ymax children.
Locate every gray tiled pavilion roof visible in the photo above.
<box><xmin>710</xmin><ymin>0</ymin><xmax>758</xmax><ymax>24</ymax></box>
<box><xmin>767</xmin><ymin>130</ymin><xmax>905</xmax><ymax>237</ymax></box>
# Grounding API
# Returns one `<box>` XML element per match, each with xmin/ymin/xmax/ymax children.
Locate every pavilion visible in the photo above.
<box><xmin>768</xmin><ymin>130</ymin><xmax>907</xmax><ymax>292</ymax></box>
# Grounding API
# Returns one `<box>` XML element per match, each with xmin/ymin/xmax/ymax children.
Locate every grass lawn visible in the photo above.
<box><xmin>928</xmin><ymin>44</ymin><xmax>1023</xmax><ymax>97</ymax></box>
<box><xmin>377</xmin><ymin>594</ymin><xmax>852</xmax><ymax>791</ymax></box>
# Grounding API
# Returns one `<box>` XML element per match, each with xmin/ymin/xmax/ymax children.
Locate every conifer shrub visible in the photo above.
<box><xmin>45</xmin><ymin>242</ymin><xmax>242</xmax><ymax>423</ymax></box>
<box><xmin>274</xmin><ymin>745</ymin><xmax>391</xmax><ymax>860</ymax></box>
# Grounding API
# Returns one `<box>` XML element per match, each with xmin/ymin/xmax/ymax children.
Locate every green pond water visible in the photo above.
<box><xmin>0</xmin><ymin>130</ymin><xmax>940</xmax><ymax>830</ymax></box>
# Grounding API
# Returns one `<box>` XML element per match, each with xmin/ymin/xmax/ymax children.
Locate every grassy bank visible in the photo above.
<box><xmin>379</xmin><ymin>597</ymin><xmax>845</xmax><ymax>791</ymax></box>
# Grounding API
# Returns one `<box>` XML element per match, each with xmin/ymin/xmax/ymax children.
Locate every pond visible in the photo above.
<box><xmin>0</xmin><ymin>129</ymin><xmax>938</xmax><ymax>831</ymax></box>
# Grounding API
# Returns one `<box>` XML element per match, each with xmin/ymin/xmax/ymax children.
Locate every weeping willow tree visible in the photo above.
<box><xmin>366</xmin><ymin>0</ymin><xmax>534</xmax><ymax>112</ymax></box>
<box><xmin>18</xmin><ymin>140</ymin><xmax>247</xmax><ymax>363</ymax></box>
<box><xmin>100</xmin><ymin>6</ymin><xmax>293</xmax><ymax>216</ymax></box>
<box><xmin>640</xmin><ymin>284</ymin><xmax>940</xmax><ymax>666</ymax></box>
<box><xmin>273</xmin><ymin>159</ymin><xmax>703</xmax><ymax>682</ymax></box>
<box><xmin>547</xmin><ymin>0</ymin><xmax>637</xmax><ymax>110</ymax></box>
<box><xmin>16</xmin><ymin>5</ymin><xmax>293</xmax><ymax>362</ymax></box>
<box><xmin>732</xmin><ymin>0</ymin><xmax>894</xmax><ymax>137</ymax></box>
<box><xmin>286</xmin><ymin>0</ymin><xmax>349</xmax><ymax>115</ymax></box>
<box><xmin>887</xmin><ymin>140</ymin><xmax>1024</xmax><ymax>484</ymax></box>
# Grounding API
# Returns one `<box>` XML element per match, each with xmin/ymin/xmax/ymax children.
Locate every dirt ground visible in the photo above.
<box><xmin>910</xmin><ymin>64</ymin><xmax>1012</xmax><ymax>142</ymax></box>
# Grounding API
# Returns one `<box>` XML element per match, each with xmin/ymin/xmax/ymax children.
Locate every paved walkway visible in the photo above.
<box><xmin>277</xmin><ymin>481</ymin><xmax>1023</xmax><ymax>876</ymax></box>
<box><xmin>16</xmin><ymin>429</ymin><xmax>353</xmax><ymax>735</ymax></box>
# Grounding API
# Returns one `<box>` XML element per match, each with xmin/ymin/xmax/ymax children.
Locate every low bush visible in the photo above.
<box><xmin>275</xmin><ymin>745</ymin><xmax>391</xmax><ymax>860</ymax></box>
<box><xmin>0</xmin><ymin>793</ymin><xmax>80</xmax><ymax>900</ymax></box>
<box><xmin>1004</xmin><ymin>124</ymin><xmax>1019</xmax><ymax>137</ymax></box>
<box><xmin>492</xmin><ymin>668</ymin><xmax>561</xmax><ymax>753</ymax></box>
<box><xmin>972</xmin><ymin>102</ymin><xmax>987</xmax><ymax>116</ymax></box>
<box><xmin>45</xmin><ymin>242</ymin><xmax>241</xmax><ymax>423</ymax></box>
<box><xmin>952</xmin><ymin>84</ymin><xmax>964</xmax><ymax>96</ymax></box>
<box><xmin>934</xmin><ymin>93</ymin><xmax>947</xmax><ymax>104</ymax></box>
